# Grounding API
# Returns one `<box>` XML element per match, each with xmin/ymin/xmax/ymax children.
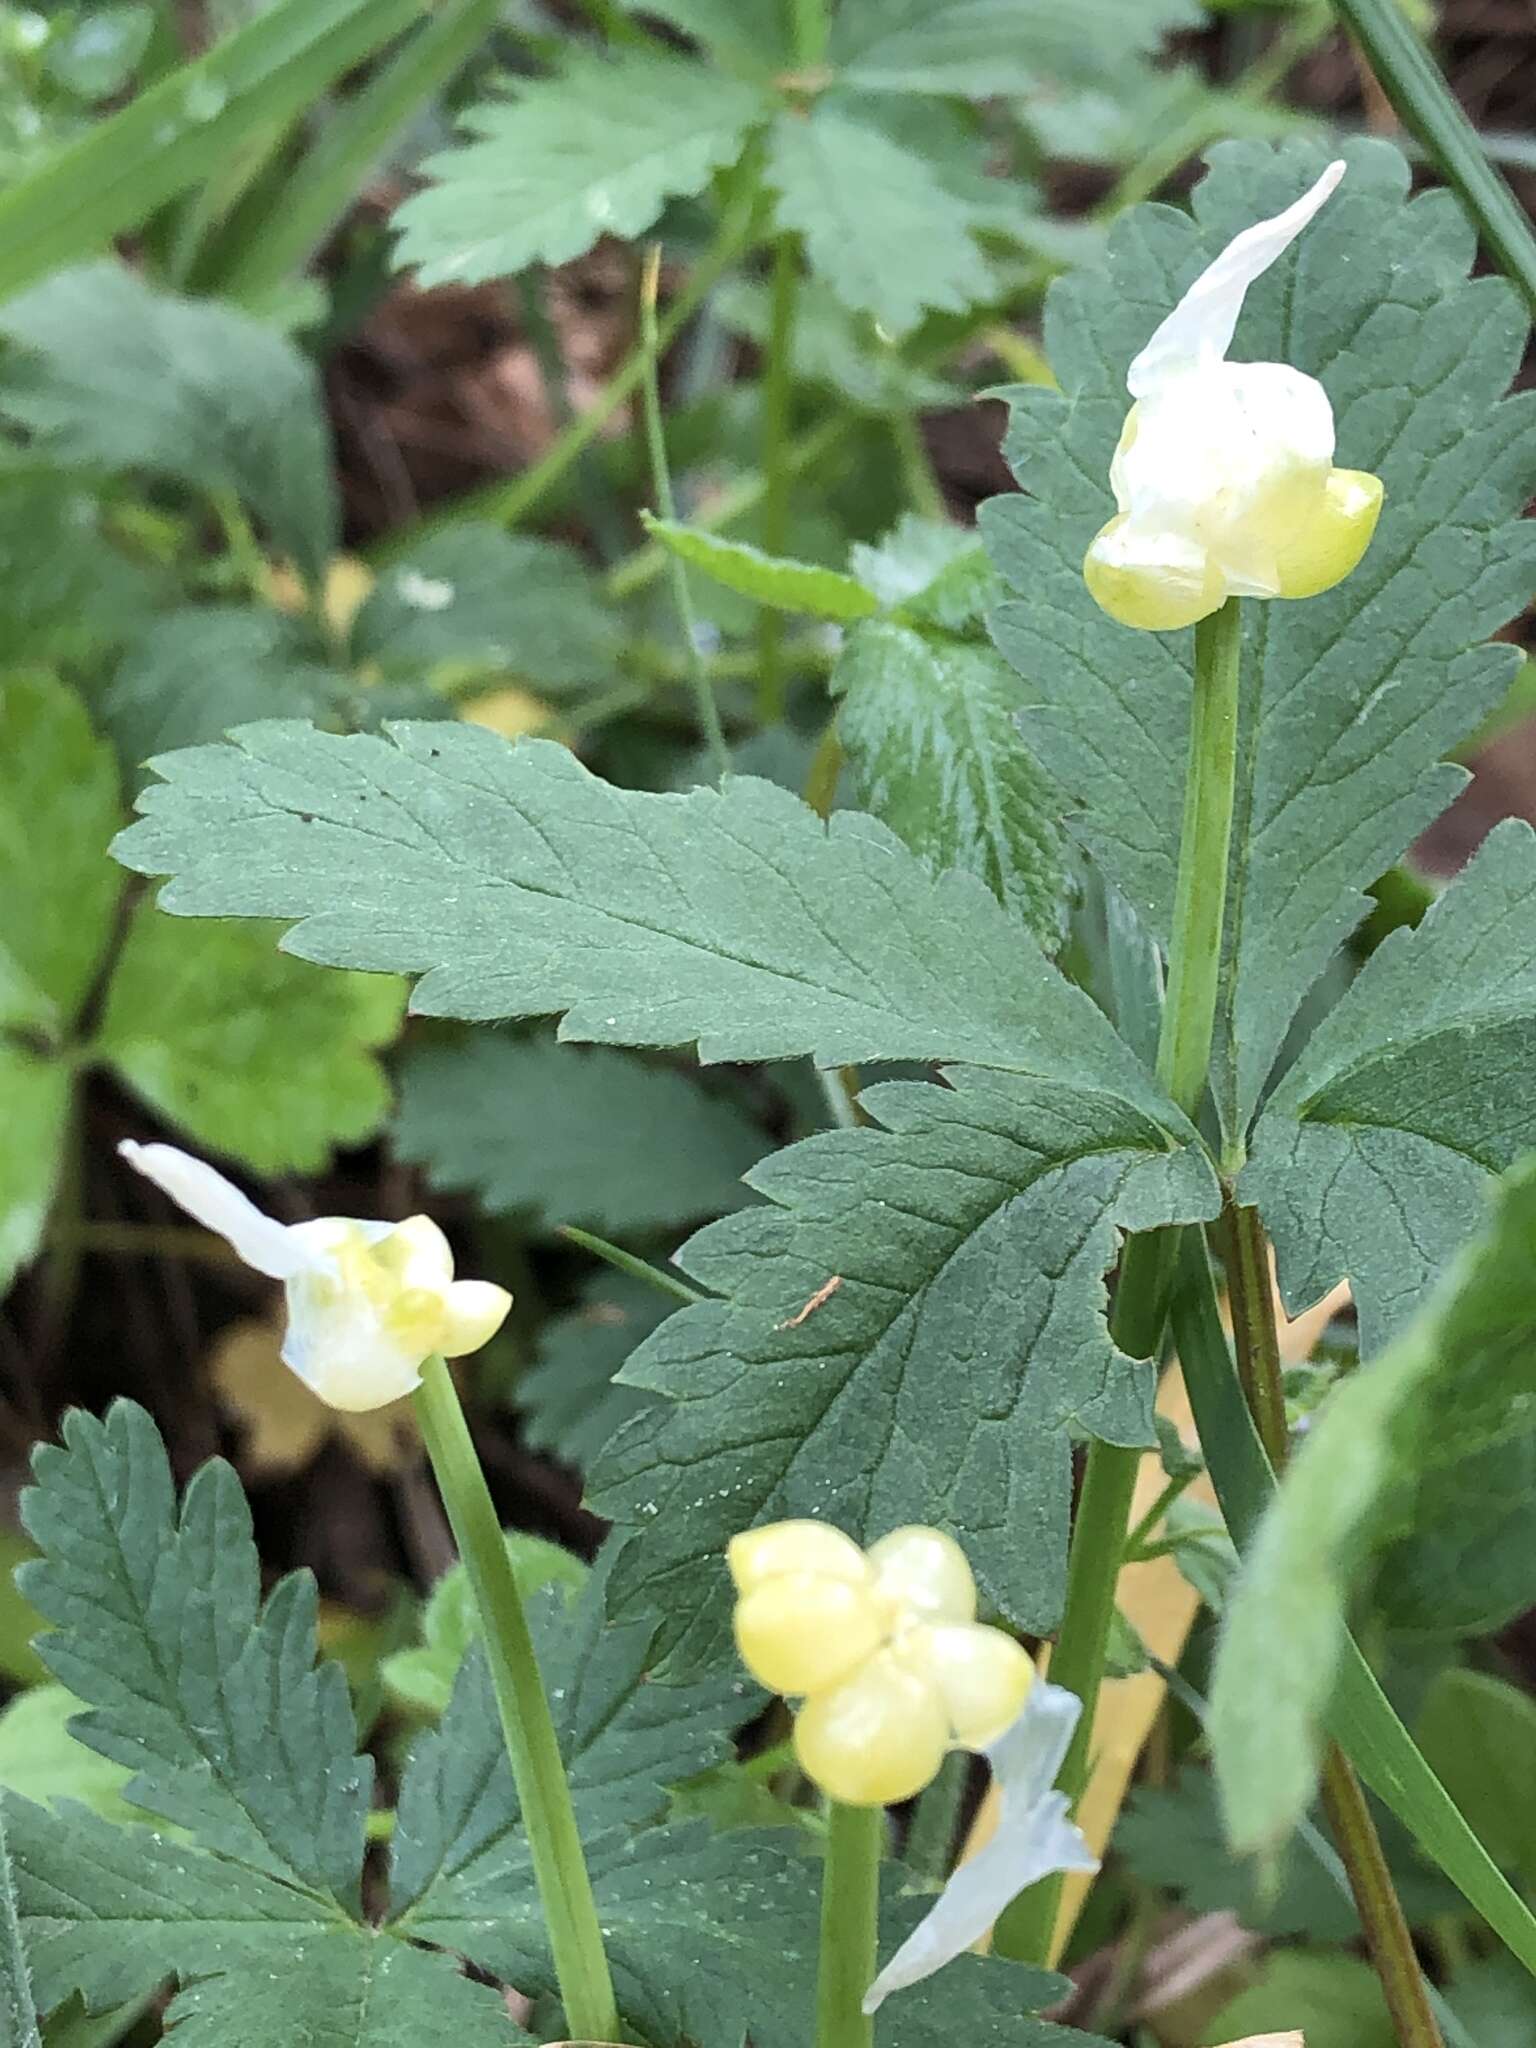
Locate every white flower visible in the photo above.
<box><xmin>119</xmin><ymin>1141</ymin><xmax>510</xmax><ymax>1412</ymax></box>
<box><xmin>862</xmin><ymin>1679</ymin><xmax>1097</xmax><ymax>2012</ymax></box>
<box><xmin>1084</xmin><ymin>160</ymin><xmax>1383</xmax><ymax>632</ymax></box>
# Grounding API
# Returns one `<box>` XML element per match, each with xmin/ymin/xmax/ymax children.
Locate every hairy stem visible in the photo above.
<box><xmin>817</xmin><ymin>1801</ymin><xmax>882</xmax><ymax>2048</ymax></box>
<box><xmin>412</xmin><ymin>1357</ymin><xmax>619</xmax><ymax>2043</ymax></box>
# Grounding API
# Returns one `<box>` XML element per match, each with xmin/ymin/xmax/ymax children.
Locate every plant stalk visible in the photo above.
<box><xmin>412</xmin><ymin>1356</ymin><xmax>619</xmax><ymax>2043</ymax></box>
<box><xmin>817</xmin><ymin>1801</ymin><xmax>882</xmax><ymax>2048</ymax></box>
<box><xmin>758</xmin><ymin>232</ymin><xmax>800</xmax><ymax>722</ymax></box>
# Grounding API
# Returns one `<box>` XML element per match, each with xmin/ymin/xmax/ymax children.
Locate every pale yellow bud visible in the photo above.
<box><xmin>895</xmin><ymin>1623</ymin><xmax>1034</xmax><ymax>1748</ymax></box>
<box><xmin>727</xmin><ymin>1519</ymin><xmax>870</xmax><ymax>1595</ymax></box>
<box><xmin>734</xmin><ymin>1572</ymin><xmax>884</xmax><ymax>1697</ymax></box>
<box><xmin>1270</xmin><ymin>466</ymin><xmax>1383</xmax><ymax>600</ymax></box>
<box><xmin>794</xmin><ymin>1652</ymin><xmax>950</xmax><ymax>1805</ymax></box>
<box><xmin>868</xmin><ymin>1526</ymin><xmax>975</xmax><ymax>1625</ymax></box>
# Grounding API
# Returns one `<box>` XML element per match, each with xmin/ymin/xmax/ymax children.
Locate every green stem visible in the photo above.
<box><xmin>640</xmin><ymin>243</ymin><xmax>731</xmax><ymax>779</ymax></box>
<box><xmin>556</xmin><ymin>1224</ymin><xmax>706</xmax><ymax>1305</ymax></box>
<box><xmin>890</xmin><ymin>407</ymin><xmax>944</xmax><ymax>521</ymax></box>
<box><xmin>758</xmin><ymin>233</ymin><xmax>800</xmax><ymax>723</ymax></box>
<box><xmin>1219</xmin><ymin>1195</ymin><xmax>1287</xmax><ymax>1458</ymax></box>
<box><xmin>817</xmin><ymin>1801</ymin><xmax>882</xmax><ymax>2048</ymax></box>
<box><xmin>1001</xmin><ymin>599</ymin><xmax>1245</xmax><ymax>1966</ymax></box>
<box><xmin>903</xmin><ymin>1752</ymin><xmax>969</xmax><ymax>1884</ymax></box>
<box><xmin>411</xmin><ymin>1357</ymin><xmax>618</xmax><ymax>2043</ymax></box>
<box><xmin>791</xmin><ymin>0</ymin><xmax>830</xmax><ymax>66</ymax></box>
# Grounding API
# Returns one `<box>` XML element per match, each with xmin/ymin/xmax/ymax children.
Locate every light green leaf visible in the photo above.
<box><xmin>353</xmin><ymin>527</ymin><xmax>623</xmax><ymax>693</ymax></box>
<box><xmin>592</xmin><ymin>1067</ymin><xmax>1218</xmax><ymax>1677</ymax></box>
<box><xmin>1202</xmin><ymin>1951</ymin><xmax>1395</xmax><ymax>2048</ymax></box>
<box><xmin>0</xmin><ymin>480</ymin><xmax>161</xmax><ymax>666</ymax></box>
<box><xmin>0</xmin><ymin>673</ymin><xmax>121</xmax><ymax>1038</ymax></box>
<box><xmin>0</xmin><ymin>1690</ymin><xmax>137</xmax><ymax>1829</ymax></box>
<box><xmin>393</xmin><ymin>50</ymin><xmax>770</xmax><ymax>287</ymax></box>
<box><xmin>20</xmin><ymin>1401</ymin><xmax>372</xmax><ymax>1905</ymax></box>
<box><xmin>848</xmin><ymin>514</ymin><xmax>998</xmax><ymax>626</ymax></box>
<box><xmin>831</xmin><ymin>618</ymin><xmax>1065</xmax><ymax>945</ymax></box>
<box><xmin>113</xmin><ymin>725</ymin><xmax>1169</xmax><ymax>1106</ymax></box>
<box><xmin>982</xmin><ymin>138</ymin><xmax>1536</xmax><ymax>1143</ymax></box>
<box><xmin>641</xmin><ymin>517</ymin><xmax>881</xmax><ymax>621</ymax></box>
<box><xmin>1244</xmin><ymin>819</ymin><xmax>1536</xmax><ymax>1352</ymax></box>
<box><xmin>394</xmin><ymin>1035</ymin><xmax>766</xmax><ymax>1235</ymax></box>
<box><xmin>830</xmin><ymin>0</ymin><xmax>1202</xmax><ymax>96</ymax></box>
<box><xmin>0</xmin><ymin>264</ymin><xmax>337</xmax><ymax>585</ymax></box>
<box><xmin>381</xmin><ymin>1534</ymin><xmax>586</xmax><ymax>1719</ymax></box>
<box><xmin>43</xmin><ymin>7</ymin><xmax>155</xmax><ymax>102</ymax></box>
<box><xmin>95</xmin><ymin>905</ymin><xmax>403</xmax><ymax>1175</ymax></box>
<box><xmin>1209</xmin><ymin>1158</ymin><xmax>1536</xmax><ymax>1854</ymax></box>
<box><xmin>766</xmin><ymin>104</ymin><xmax>994</xmax><ymax>335</ymax></box>
<box><xmin>0</xmin><ymin>1052</ymin><xmax>71</xmax><ymax>1298</ymax></box>
<box><xmin>520</xmin><ymin>1274</ymin><xmax>668</xmax><ymax>1471</ymax></box>
<box><xmin>0</xmin><ymin>1797</ymin><xmax>40</xmax><ymax>2048</ymax></box>
<box><xmin>715</xmin><ymin>276</ymin><xmax>960</xmax><ymax>415</ymax></box>
<box><xmin>617</xmin><ymin>0</ymin><xmax>790</xmax><ymax>72</ymax></box>
<box><xmin>0</xmin><ymin>1532</ymin><xmax>45</xmax><ymax>1687</ymax></box>
<box><xmin>1414</xmin><ymin>1670</ymin><xmax>1536</xmax><ymax>1884</ymax></box>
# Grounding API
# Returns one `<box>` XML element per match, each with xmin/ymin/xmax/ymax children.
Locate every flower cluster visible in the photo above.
<box><xmin>1084</xmin><ymin>159</ymin><xmax>1383</xmax><ymax>631</ymax></box>
<box><xmin>728</xmin><ymin>1518</ymin><xmax>1032</xmax><ymax>1805</ymax></box>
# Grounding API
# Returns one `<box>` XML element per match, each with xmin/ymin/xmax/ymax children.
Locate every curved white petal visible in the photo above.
<box><xmin>118</xmin><ymin>1140</ymin><xmax>298</xmax><ymax>1279</ymax></box>
<box><xmin>861</xmin><ymin>1681</ymin><xmax>1098</xmax><ymax>2014</ymax></box>
<box><xmin>1128</xmin><ymin>160</ymin><xmax>1345</xmax><ymax>397</ymax></box>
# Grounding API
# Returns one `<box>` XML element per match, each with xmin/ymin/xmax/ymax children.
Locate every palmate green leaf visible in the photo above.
<box><xmin>95</xmin><ymin>904</ymin><xmax>403</xmax><ymax>1175</ymax></box>
<box><xmin>394</xmin><ymin>1036</ymin><xmax>766</xmax><ymax>1236</ymax></box>
<box><xmin>0</xmin><ymin>265</ymin><xmax>337</xmax><ymax>585</ymax></box>
<box><xmin>0</xmin><ymin>479</ymin><xmax>161</xmax><ymax>666</ymax></box>
<box><xmin>641</xmin><ymin>517</ymin><xmax>881</xmax><ymax>622</ymax></box>
<box><xmin>0</xmin><ymin>1798</ymin><xmax>40</xmax><ymax>2048</ymax></box>
<box><xmin>0</xmin><ymin>673</ymin><xmax>121</xmax><ymax>1039</ymax></box>
<box><xmin>352</xmin><ymin>528</ymin><xmax>624</xmax><ymax>695</ymax></box>
<box><xmin>520</xmin><ymin>1274</ymin><xmax>667</xmax><ymax>1470</ymax></box>
<box><xmin>112</xmin><ymin>724</ymin><xmax>1170</xmax><ymax>1107</ymax></box>
<box><xmin>393</xmin><ymin>51</ymin><xmax>771</xmax><ymax>288</ymax></box>
<box><xmin>829</xmin><ymin>0</ymin><xmax>1203</xmax><ymax>96</ymax></box>
<box><xmin>982</xmin><ymin>137</ymin><xmax>1536</xmax><ymax>1144</ymax></box>
<box><xmin>1208</xmin><ymin>1157</ymin><xmax>1536</xmax><ymax>1854</ymax></box>
<box><xmin>1244</xmin><ymin>821</ymin><xmax>1536</xmax><ymax>1352</ymax></box>
<box><xmin>0</xmin><ymin>1051</ymin><xmax>71</xmax><ymax>1296</ymax></box>
<box><xmin>592</xmin><ymin>1067</ymin><xmax>1218</xmax><ymax>1678</ymax></box>
<box><xmin>766</xmin><ymin>104</ymin><xmax>994</xmax><ymax>335</ymax></box>
<box><xmin>19</xmin><ymin>1401</ymin><xmax>372</xmax><ymax>1906</ymax></box>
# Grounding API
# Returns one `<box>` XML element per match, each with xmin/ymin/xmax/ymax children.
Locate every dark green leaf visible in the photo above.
<box><xmin>393</xmin><ymin>51</ymin><xmax>770</xmax><ymax>287</ymax></box>
<box><xmin>1414</xmin><ymin>1670</ymin><xmax>1536</xmax><ymax>1884</ymax></box>
<box><xmin>1373</xmin><ymin>1428</ymin><xmax>1536</xmax><ymax>1637</ymax></box>
<box><xmin>0</xmin><ymin>265</ymin><xmax>337</xmax><ymax>585</ymax></box>
<box><xmin>983</xmin><ymin>138</ymin><xmax>1536</xmax><ymax>1143</ymax></box>
<box><xmin>394</xmin><ymin>1035</ymin><xmax>765</xmax><ymax>1236</ymax></box>
<box><xmin>0</xmin><ymin>1798</ymin><xmax>40</xmax><ymax>2048</ymax></box>
<box><xmin>0</xmin><ymin>480</ymin><xmax>161</xmax><ymax>666</ymax></box>
<box><xmin>1446</xmin><ymin>1956</ymin><xmax>1536</xmax><ymax>2045</ymax></box>
<box><xmin>592</xmin><ymin>1066</ymin><xmax>1217</xmax><ymax>1677</ymax></box>
<box><xmin>520</xmin><ymin>1274</ymin><xmax>669</xmax><ymax>1471</ymax></box>
<box><xmin>642</xmin><ymin>517</ymin><xmax>881</xmax><ymax>621</ymax></box>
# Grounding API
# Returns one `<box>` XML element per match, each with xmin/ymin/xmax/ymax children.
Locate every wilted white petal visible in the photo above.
<box><xmin>119</xmin><ymin>1140</ymin><xmax>298</xmax><ymax>1279</ymax></box>
<box><xmin>862</xmin><ymin>1681</ymin><xmax>1098</xmax><ymax>2013</ymax></box>
<box><xmin>1129</xmin><ymin>159</ymin><xmax>1345</xmax><ymax>396</ymax></box>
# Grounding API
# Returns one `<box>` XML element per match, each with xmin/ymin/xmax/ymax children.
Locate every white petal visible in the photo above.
<box><xmin>1128</xmin><ymin>160</ymin><xmax>1344</xmax><ymax>397</ymax></box>
<box><xmin>118</xmin><ymin>1141</ymin><xmax>298</xmax><ymax>1279</ymax></box>
<box><xmin>861</xmin><ymin>1681</ymin><xmax>1098</xmax><ymax>2014</ymax></box>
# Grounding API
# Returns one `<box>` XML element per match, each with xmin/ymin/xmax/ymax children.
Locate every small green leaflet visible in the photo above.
<box><xmin>982</xmin><ymin>138</ymin><xmax>1536</xmax><ymax>1143</ymax></box>
<box><xmin>1209</xmin><ymin>1157</ymin><xmax>1536</xmax><ymax>1854</ymax></box>
<box><xmin>0</xmin><ymin>1798</ymin><xmax>40</xmax><ymax>2048</ymax></box>
<box><xmin>520</xmin><ymin>1274</ymin><xmax>668</xmax><ymax>1470</ymax></box>
<box><xmin>0</xmin><ymin>478</ymin><xmax>161</xmax><ymax>667</ymax></box>
<box><xmin>112</xmin><ymin>723</ymin><xmax>1167</xmax><ymax>1105</ymax></box>
<box><xmin>0</xmin><ymin>263</ymin><xmax>337</xmax><ymax>585</ymax></box>
<box><xmin>592</xmin><ymin>1066</ymin><xmax>1217</xmax><ymax>1677</ymax></box>
<box><xmin>641</xmin><ymin>517</ymin><xmax>880</xmax><ymax>621</ymax></box>
<box><xmin>829</xmin><ymin>0</ymin><xmax>1203</xmax><ymax>96</ymax></box>
<box><xmin>393</xmin><ymin>50</ymin><xmax>771</xmax><ymax>286</ymax></box>
<box><xmin>1244</xmin><ymin>819</ymin><xmax>1536</xmax><ymax>1354</ymax></box>
<box><xmin>382</xmin><ymin>1535</ymin><xmax>586</xmax><ymax>1719</ymax></box>
<box><xmin>766</xmin><ymin>103</ymin><xmax>994</xmax><ymax>335</ymax></box>
<box><xmin>394</xmin><ymin>1035</ymin><xmax>766</xmax><ymax>1236</ymax></box>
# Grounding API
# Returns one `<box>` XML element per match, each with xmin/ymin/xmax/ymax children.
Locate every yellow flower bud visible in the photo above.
<box><xmin>895</xmin><ymin>1623</ymin><xmax>1033</xmax><ymax>1748</ymax></box>
<box><xmin>727</xmin><ymin>1519</ymin><xmax>870</xmax><ymax>1595</ymax></box>
<box><xmin>734</xmin><ymin>1572</ymin><xmax>884</xmax><ymax>1697</ymax></box>
<box><xmin>867</xmin><ymin>1526</ymin><xmax>975</xmax><ymax>1625</ymax></box>
<box><xmin>794</xmin><ymin>1652</ymin><xmax>950</xmax><ymax>1806</ymax></box>
<box><xmin>1269</xmin><ymin>466</ymin><xmax>1383</xmax><ymax>600</ymax></box>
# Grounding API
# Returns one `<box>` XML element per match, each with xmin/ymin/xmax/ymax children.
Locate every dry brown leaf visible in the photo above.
<box><xmin>209</xmin><ymin>1310</ymin><xmax>417</xmax><ymax>1478</ymax></box>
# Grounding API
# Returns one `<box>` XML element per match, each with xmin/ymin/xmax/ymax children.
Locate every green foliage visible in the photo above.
<box><xmin>520</xmin><ymin>1274</ymin><xmax>668</xmax><ymax>1470</ymax></box>
<box><xmin>393</xmin><ymin>51</ymin><xmax>771</xmax><ymax>287</ymax></box>
<box><xmin>1414</xmin><ymin>1669</ymin><xmax>1536</xmax><ymax>1884</ymax></box>
<box><xmin>983</xmin><ymin>137</ymin><xmax>1536</xmax><ymax>1148</ymax></box>
<box><xmin>382</xmin><ymin>1535</ymin><xmax>587</xmax><ymax>1718</ymax></box>
<box><xmin>0</xmin><ymin>480</ymin><xmax>161</xmax><ymax>666</ymax></box>
<box><xmin>828</xmin><ymin>0</ymin><xmax>1203</xmax><ymax>96</ymax></box>
<box><xmin>393</xmin><ymin>1036</ymin><xmax>767</xmax><ymax>1235</ymax></box>
<box><xmin>0</xmin><ymin>264</ymin><xmax>337</xmax><ymax>585</ymax></box>
<box><xmin>593</xmin><ymin>1066</ymin><xmax>1217</xmax><ymax>1676</ymax></box>
<box><xmin>1209</xmin><ymin>1157</ymin><xmax>1536</xmax><ymax>1854</ymax></box>
<box><xmin>643</xmin><ymin>518</ymin><xmax>881</xmax><ymax>621</ymax></box>
<box><xmin>1373</xmin><ymin>1428</ymin><xmax>1536</xmax><ymax>1637</ymax></box>
<box><xmin>1446</xmin><ymin>1957</ymin><xmax>1536</xmax><ymax>2044</ymax></box>
<box><xmin>0</xmin><ymin>1798</ymin><xmax>40</xmax><ymax>2048</ymax></box>
<box><xmin>1201</xmin><ymin>1950</ymin><xmax>1396</xmax><ymax>2048</ymax></box>
<box><xmin>0</xmin><ymin>1690</ymin><xmax>137</xmax><ymax>1828</ymax></box>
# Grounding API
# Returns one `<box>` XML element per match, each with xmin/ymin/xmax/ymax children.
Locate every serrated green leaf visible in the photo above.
<box><xmin>112</xmin><ymin>726</ymin><xmax>1171</xmax><ymax>1105</ymax></box>
<box><xmin>520</xmin><ymin>1274</ymin><xmax>668</xmax><ymax>1471</ymax></box>
<box><xmin>352</xmin><ymin>527</ymin><xmax>624</xmax><ymax>694</ymax></box>
<box><xmin>382</xmin><ymin>1533</ymin><xmax>586</xmax><ymax>1719</ymax></box>
<box><xmin>1202</xmin><ymin>1951</ymin><xmax>1395</xmax><ymax>2048</ymax></box>
<box><xmin>0</xmin><ymin>1690</ymin><xmax>137</xmax><ymax>1829</ymax></box>
<box><xmin>1244</xmin><ymin>820</ymin><xmax>1536</xmax><ymax>1352</ymax></box>
<box><xmin>95</xmin><ymin>904</ymin><xmax>403</xmax><ymax>1174</ymax></box>
<box><xmin>642</xmin><ymin>518</ymin><xmax>880</xmax><ymax>621</ymax></box>
<box><xmin>395</xmin><ymin>1036</ymin><xmax>767</xmax><ymax>1236</ymax></box>
<box><xmin>1414</xmin><ymin>1670</ymin><xmax>1536</xmax><ymax>1884</ymax></box>
<box><xmin>0</xmin><ymin>1797</ymin><xmax>40</xmax><ymax>2048</ymax></box>
<box><xmin>592</xmin><ymin>1067</ymin><xmax>1217</xmax><ymax>1678</ymax></box>
<box><xmin>0</xmin><ymin>673</ymin><xmax>121</xmax><ymax>1039</ymax></box>
<box><xmin>849</xmin><ymin>515</ymin><xmax>1001</xmax><ymax>631</ymax></box>
<box><xmin>0</xmin><ymin>480</ymin><xmax>161</xmax><ymax>666</ymax></box>
<box><xmin>982</xmin><ymin>137</ymin><xmax>1536</xmax><ymax>1144</ymax></box>
<box><xmin>1209</xmin><ymin>1158</ymin><xmax>1536</xmax><ymax>1854</ymax></box>
<box><xmin>0</xmin><ymin>265</ymin><xmax>337</xmax><ymax>585</ymax></box>
<box><xmin>393</xmin><ymin>51</ymin><xmax>769</xmax><ymax>287</ymax></box>
<box><xmin>715</xmin><ymin>277</ymin><xmax>960</xmax><ymax>416</ymax></box>
<box><xmin>0</xmin><ymin>1051</ymin><xmax>71</xmax><ymax>1298</ymax></box>
<box><xmin>102</xmin><ymin>608</ymin><xmax>352</xmax><ymax>772</ymax></box>
<box><xmin>766</xmin><ymin>104</ymin><xmax>994</xmax><ymax>335</ymax></box>
<box><xmin>831</xmin><ymin>619</ymin><xmax>1065</xmax><ymax>945</ymax></box>
<box><xmin>830</xmin><ymin>0</ymin><xmax>1202</xmax><ymax>95</ymax></box>
<box><xmin>20</xmin><ymin>1401</ymin><xmax>371</xmax><ymax>1906</ymax></box>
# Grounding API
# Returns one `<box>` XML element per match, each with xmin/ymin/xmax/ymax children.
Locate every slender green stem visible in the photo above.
<box><xmin>1122</xmin><ymin>1468</ymin><xmax>1199</xmax><ymax>1559</ymax></box>
<box><xmin>817</xmin><ymin>1801</ymin><xmax>882</xmax><ymax>2048</ymax></box>
<box><xmin>411</xmin><ymin>1358</ymin><xmax>618</xmax><ymax>2043</ymax></box>
<box><xmin>1219</xmin><ymin>1195</ymin><xmax>1287</xmax><ymax>1459</ymax></box>
<box><xmin>792</xmin><ymin>0</ymin><xmax>830</xmax><ymax>66</ymax></box>
<box><xmin>556</xmin><ymin>1224</ymin><xmax>705</xmax><ymax>1305</ymax></box>
<box><xmin>522</xmin><ymin>263</ymin><xmax>627</xmax><ymax>564</ymax></box>
<box><xmin>640</xmin><ymin>243</ymin><xmax>731</xmax><ymax>779</ymax></box>
<box><xmin>890</xmin><ymin>408</ymin><xmax>944</xmax><ymax>521</ymax></box>
<box><xmin>758</xmin><ymin>233</ymin><xmax>800</xmax><ymax>722</ymax></box>
<box><xmin>903</xmin><ymin>1752</ymin><xmax>969</xmax><ymax>1883</ymax></box>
